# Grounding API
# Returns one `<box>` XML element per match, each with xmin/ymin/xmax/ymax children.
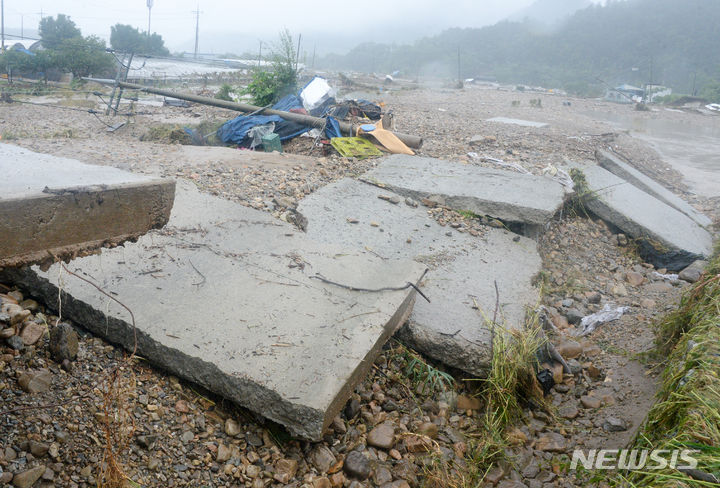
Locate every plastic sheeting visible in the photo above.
<box><xmin>575</xmin><ymin>304</ymin><xmax>630</xmax><ymax>337</ymax></box>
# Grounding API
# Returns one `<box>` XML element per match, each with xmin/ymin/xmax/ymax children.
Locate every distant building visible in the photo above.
<box><xmin>645</xmin><ymin>84</ymin><xmax>672</xmax><ymax>102</ymax></box>
<box><xmin>605</xmin><ymin>84</ymin><xmax>644</xmax><ymax>103</ymax></box>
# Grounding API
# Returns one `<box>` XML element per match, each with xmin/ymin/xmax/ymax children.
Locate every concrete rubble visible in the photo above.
<box><xmin>569</xmin><ymin>162</ymin><xmax>714</xmax><ymax>267</ymax></box>
<box><xmin>0</xmin><ymin>144</ymin><xmax>176</xmax><ymax>268</ymax></box>
<box><xmin>2</xmin><ymin>182</ymin><xmax>427</xmax><ymax>440</ymax></box>
<box><xmin>596</xmin><ymin>149</ymin><xmax>712</xmax><ymax>227</ymax></box>
<box><xmin>298</xmin><ymin>178</ymin><xmax>542</xmax><ymax>375</ymax></box>
<box><xmin>360</xmin><ymin>155</ymin><xmax>567</xmax><ymax>232</ymax></box>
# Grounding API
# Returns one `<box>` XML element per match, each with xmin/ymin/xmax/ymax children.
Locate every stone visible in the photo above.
<box><xmin>405</xmin><ymin>435</ymin><xmax>433</xmax><ymax>453</ymax></box>
<box><xmin>224</xmin><ymin>418</ymin><xmax>241</xmax><ymax>437</ymax></box>
<box><xmin>367</xmin><ymin>422</ymin><xmax>395</xmax><ymax>450</ymax></box>
<box><xmin>29</xmin><ymin>441</ymin><xmax>49</xmax><ymax>457</ymax></box>
<box><xmin>596</xmin><ymin>150</ymin><xmax>711</xmax><ymax>227</ymax></box>
<box><xmin>0</xmin><ymin>143</ymin><xmax>175</xmax><ymax>268</ymax></box>
<box><xmin>626</xmin><ymin>272</ymin><xmax>644</xmax><ymax>286</ymax></box>
<box><xmin>18</xmin><ymin>369</ymin><xmax>52</xmax><ymax>393</ymax></box>
<box><xmin>535</xmin><ymin>432</ymin><xmax>566</xmax><ymax>452</ymax></box>
<box><xmin>49</xmin><ymin>323</ymin><xmax>79</xmax><ymax>361</ymax></box>
<box><xmin>216</xmin><ymin>444</ymin><xmax>232</xmax><ymax>463</ymax></box>
<box><xmin>373</xmin><ymin>466</ymin><xmax>393</xmax><ymax>485</ymax></box>
<box><xmin>20</xmin><ymin>322</ymin><xmax>45</xmax><ymax>346</ymax></box>
<box><xmin>558</xmin><ymin>404</ymin><xmax>579</xmax><ymax>419</ymax></box>
<box><xmin>611</xmin><ymin>284</ymin><xmax>628</xmax><ymax>297</ymax></box>
<box><xmin>581</xmin><ymin>396</ymin><xmax>602</xmax><ymax>409</ymax></box>
<box><xmin>180</xmin><ymin>430</ymin><xmax>194</xmax><ymax>443</ymax></box>
<box><xmin>0</xmin><ymin>472</ymin><xmax>12</xmax><ymax>484</ymax></box>
<box><xmin>1</xmin><ymin>183</ymin><xmax>425</xmax><ymax>441</ymax></box>
<box><xmin>485</xmin><ymin>465</ymin><xmax>506</xmax><ymax>483</ymax></box>
<box><xmin>298</xmin><ymin>178</ymin><xmax>542</xmax><ymax>376</ymax></box>
<box><xmin>313</xmin><ymin>478</ymin><xmax>332</xmax><ymax>488</ymax></box>
<box><xmin>19</xmin><ymin>299</ymin><xmax>39</xmax><ymax>312</ymax></box>
<box><xmin>11</xmin><ymin>309</ymin><xmax>31</xmax><ymax>325</ymax></box>
<box><xmin>6</xmin><ymin>334</ymin><xmax>24</xmax><ymax>351</ymax></box>
<box><xmin>360</xmin><ymin>155</ymin><xmax>566</xmax><ymax>228</ymax></box>
<box><xmin>565</xmin><ymin>308</ymin><xmax>584</xmax><ymax>325</ymax></box>
<box><xmin>309</xmin><ymin>445</ymin><xmax>337</xmax><ymax>473</ymax></box>
<box><xmin>11</xmin><ymin>466</ymin><xmax>46</xmax><ymax>488</ymax></box>
<box><xmin>603</xmin><ymin>417</ymin><xmax>628</xmax><ymax>432</ymax></box>
<box><xmin>567</xmin><ymin>163</ymin><xmax>713</xmax><ymax>269</ymax></box>
<box><xmin>556</xmin><ymin>340</ymin><xmax>582</xmax><ymax>359</ymax></box>
<box><xmin>456</xmin><ymin>395</ymin><xmax>481</xmax><ymax>411</ymax></box>
<box><xmin>0</xmin><ymin>327</ymin><xmax>14</xmax><ymax>339</ymax></box>
<box><xmin>343</xmin><ymin>451</ymin><xmax>370</xmax><ymax>480</ymax></box>
<box><xmin>329</xmin><ymin>472</ymin><xmax>345</xmax><ymax>487</ymax></box>
<box><xmin>274</xmin><ymin>458</ymin><xmax>298</xmax><ymax>483</ymax></box>
<box><xmin>679</xmin><ymin>260</ymin><xmax>707</xmax><ymax>283</ymax></box>
<box><xmin>246</xmin><ymin>465</ymin><xmax>261</xmax><ymax>478</ymax></box>
<box><xmin>380</xmin><ymin>482</ymin><xmax>410</xmax><ymax>488</ymax></box>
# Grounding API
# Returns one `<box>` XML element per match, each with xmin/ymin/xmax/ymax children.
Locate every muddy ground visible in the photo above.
<box><xmin>0</xmin><ymin>78</ymin><xmax>717</xmax><ymax>488</ymax></box>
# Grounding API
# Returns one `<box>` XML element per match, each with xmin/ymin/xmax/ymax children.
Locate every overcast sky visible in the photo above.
<box><xmin>2</xmin><ymin>0</ymin><xmax>545</xmax><ymax>54</ymax></box>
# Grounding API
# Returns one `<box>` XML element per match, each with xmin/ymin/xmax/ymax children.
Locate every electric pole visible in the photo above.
<box><xmin>1</xmin><ymin>0</ymin><xmax>5</xmax><ymax>53</ymax></box>
<box><xmin>147</xmin><ymin>0</ymin><xmax>153</xmax><ymax>36</ymax></box>
<box><xmin>193</xmin><ymin>5</ymin><xmax>201</xmax><ymax>59</ymax></box>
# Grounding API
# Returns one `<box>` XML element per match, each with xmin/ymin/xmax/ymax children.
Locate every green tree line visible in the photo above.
<box><xmin>320</xmin><ymin>0</ymin><xmax>720</xmax><ymax>100</ymax></box>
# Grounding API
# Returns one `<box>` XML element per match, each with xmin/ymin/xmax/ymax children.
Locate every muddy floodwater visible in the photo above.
<box><xmin>588</xmin><ymin>110</ymin><xmax>720</xmax><ymax>197</ymax></box>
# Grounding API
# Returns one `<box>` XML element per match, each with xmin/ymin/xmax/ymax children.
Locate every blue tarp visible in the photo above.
<box><xmin>217</xmin><ymin>94</ymin><xmax>340</xmax><ymax>146</ymax></box>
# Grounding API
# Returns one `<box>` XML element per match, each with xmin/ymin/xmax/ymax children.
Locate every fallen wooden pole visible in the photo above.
<box><xmin>84</xmin><ymin>78</ymin><xmax>423</xmax><ymax>149</ymax></box>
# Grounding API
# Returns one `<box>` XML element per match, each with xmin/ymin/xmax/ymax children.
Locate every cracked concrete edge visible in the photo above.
<box><xmin>0</xmin><ymin>265</ymin><xmax>420</xmax><ymax>441</ymax></box>
<box><xmin>359</xmin><ymin>178</ymin><xmax>559</xmax><ymax>226</ymax></box>
<box><xmin>0</xmin><ymin>179</ymin><xmax>175</xmax><ymax>268</ymax></box>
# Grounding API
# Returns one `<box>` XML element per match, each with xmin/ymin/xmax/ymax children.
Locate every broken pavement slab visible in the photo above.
<box><xmin>360</xmin><ymin>155</ymin><xmax>567</xmax><ymax>231</ymax></box>
<box><xmin>297</xmin><ymin>178</ymin><xmax>542</xmax><ymax>375</ymax></box>
<box><xmin>569</xmin><ymin>163</ymin><xmax>714</xmax><ymax>269</ymax></box>
<box><xmin>596</xmin><ymin>149</ymin><xmax>712</xmax><ymax>227</ymax></box>
<box><xmin>0</xmin><ymin>144</ymin><xmax>175</xmax><ymax>268</ymax></box>
<box><xmin>0</xmin><ymin>182</ymin><xmax>426</xmax><ymax>440</ymax></box>
<box><xmin>487</xmin><ymin>117</ymin><xmax>549</xmax><ymax>128</ymax></box>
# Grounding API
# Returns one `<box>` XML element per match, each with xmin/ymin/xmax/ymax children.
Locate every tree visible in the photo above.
<box><xmin>245</xmin><ymin>29</ymin><xmax>298</xmax><ymax>106</ymax></box>
<box><xmin>52</xmin><ymin>36</ymin><xmax>115</xmax><ymax>78</ymax></box>
<box><xmin>39</xmin><ymin>14</ymin><xmax>81</xmax><ymax>49</ymax></box>
<box><xmin>110</xmin><ymin>24</ymin><xmax>170</xmax><ymax>56</ymax></box>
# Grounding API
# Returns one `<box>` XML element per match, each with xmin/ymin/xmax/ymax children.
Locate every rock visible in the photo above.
<box><xmin>405</xmin><ymin>435</ymin><xmax>433</xmax><ymax>453</ymax></box>
<box><xmin>416</xmin><ymin>422</ymin><xmax>438</xmax><ymax>439</ymax></box>
<box><xmin>0</xmin><ymin>472</ymin><xmax>12</xmax><ymax>484</ymax></box>
<box><xmin>18</xmin><ymin>369</ymin><xmax>52</xmax><ymax>393</ymax></box>
<box><xmin>485</xmin><ymin>465</ymin><xmax>506</xmax><ymax>483</ymax></box>
<box><xmin>344</xmin><ymin>398</ymin><xmax>361</xmax><ymax>420</ymax></box>
<box><xmin>246</xmin><ymin>465</ymin><xmax>261</xmax><ymax>478</ymax></box>
<box><xmin>329</xmin><ymin>472</ymin><xmax>345</xmax><ymax>487</ymax></box>
<box><xmin>367</xmin><ymin>422</ymin><xmax>395</xmax><ymax>450</ymax></box>
<box><xmin>556</xmin><ymin>340</ymin><xmax>582</xmax><ymax>359</ymax></box>
<box><xmin>640</xmin><ymin>298</ymin><xmax>656</xmax><ymax>309</ymax></box>
<box><xmin>558</xmin><ymin>404</ymin><xmax>579</xmax><ymax>419</ymax></box>
<box><xmin>136</xmin><ymin>434</ymin><xmax>157</xmax><ymax>449</ymax></box>
<box><xmin>565</xmin><ymin>308</ymin><xmax>584</xmax><ymax>325</ymax></box>
<box><xmin>0</xmin><ymin>327</ymin><xmax>14</xmax><ymax>339</ymax></box>
<box><xmin>647</xmin><ymin>282</ymin><xmax>673</xmax><ymax>293</ymax></box>
<box><xmin>309</xmin><ymin>445</ymin><xmax>337</xmax><ymax>473</ymax></box>
<box><xmin>49</xmin><ymin>323</ymin><xmax>78</xmax><ymax>361</ymax></box>
<box><xmin>497</xmin><ymin>480</ymin><xmax>529</xmax><ymax>488</ymax></box>
<box><xmin>29</xmin><ymin>441</ymin><xmax>49</xmax><ymax>457</ymax></box>
<box><xmin>216</xmin><ymin>444</ymin><xmax>232</xmax><ymax>463</ymax></box>
<box><xmin>274</xmin><ymin>458</ymin><xmax>298</xmax><ymax>483</ymax></box>
<box><xmin>522</xmin><ymin>459</ymin><xmax>540</xmax><ymax>478</ymax></box>
<box><xmin>679</xmin><ymin>260</ymin><xmax>707</xmax><ymax>283</ymax></box>
<box><xmin>7</xmin><ymin>290</ymin><xmax>23</xmax><ymax>302</ymax></box>
<box><xmin>313</xmin><ymin>477</ymin><xmax>332</xmax><ymax>488</ymax></box>
<box><xmin>19</xmin><ymin>299</ymin><xmax>39</xmax><ymax>312</ymax></box>
<box><xmin>580</xmin><ymin>396</ymin><xmax>602</xmax><ymax>409</ymax></box>
<box><xmin>343</xmin><ymin>451</ymin><xmax>370</xmax><ymax>480</ymax></box>
<box><xmin>10</xmin><ymin>309</ymin><xmax>31</xmax><ymax>326</ymax></box>
<box><xmin>535</xmin><ymin>432</ymin><xmax>566</xmax><ymax>452</ymax></box>
<box><xmin>180</xmin><ymin>430</ymin><xmax>194</xmax><ymax>443</ymax></box>
<box><xmin>380</xmin><ymin>482</ymin><xmax>410</xmax><ymax>488</ymax></box>
<box><xmin>625</xmin><ymin>271</ymin><xmax>644</xmax><ymax>286</ymax></box>
<box><xmin>456</xmin><ymin>395</ymin><xmax>481</xmax><ymax>411</ymax></box>
<box><xmin>373</xmin><ymin>466</ymin><xmax>393</xmax><ymax>485</ymax></box>
<box><xmin>611</xmin><ymin>284</ymin><xmax>628</xmax><ymax>297</ymax></box>
<box><xmin>20</xmin><ymin>322</ymin><xmax>45</xmax><ymax>346</ymax></box>
<box><xmin>603</xmin><ymin>417</ymin><xmax>628</xmax><ymax>432</ymax></box>
<box><xmin>224</xmin><ymin>418</ymin><xmax>241</xmax><ymax>437</ymax></box>
<box><xmin>6</xmin><ymin>334</ymin><xmax>24</xmax><ymax>351</ymax></box>
<box><xmin>586</xmin><ymin>292</ymin><xmax>602</xmax><ymax>304</ymax></box>
<box><xmin>11</xmin><ymin>466</ymin><xmax>46</xmax><ymax>488</ymax></box>
<box><xmin>332</xmin><ymin>415</ymin><xmax>346</xmax><ymax>434</ymax></box>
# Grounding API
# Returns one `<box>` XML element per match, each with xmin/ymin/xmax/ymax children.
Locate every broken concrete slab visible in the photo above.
<box><xmin>360</xmin><ymin>155</ymin><xmax>567</xmax><ymax>231</ymax></box>
<box><xmin>487</xmin><ymin>117</ymin><xmax>548</xmax><ymax>128</ymax></box>
<box><xmin>297</xmin><ymin>178</ymin><xmax>542</xmax><ymax>375</ymax></box>
<box><xmin>1</xmin><ymin>182</ymin><xmax>426</xmax><ymax>440</ymax></box>
<box><xmin>0</xmin><ymin>144</ymin><xmax>175</xmax><ymax>268</ymax></box>
<box><xmin>596</xmin><ymin>149</ymin><xmax>712</xmax><ymax>227</ymax></box>
<box><xmin>570</xmin><ymin>163</ymin><xmax>714</xmax><ymax>269</ymax></box>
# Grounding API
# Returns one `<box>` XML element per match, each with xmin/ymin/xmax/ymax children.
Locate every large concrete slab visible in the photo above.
<box><xmin>297</xmin><ymin>178</ymin><xmax>542</xmax><ymax>376</ymax></box>
<box><xmin>596</xmin><ymin>149</ymin><xmax>712</xmax><ymax>227</ymax></box>
<box><xmin>571</xmin><ymin>163</ymin><xmax>714</xmax><ymax>263</ymax></box>
<box><xmin>360</xmin><ymin>155</ymin><xmax>567</xmax><ymax>230</ymax></box>
<box><xmin>0</xmin><ymin>144</ymin><xmax>175</xmax><ymax>268</ymax></box>
<box><xmin>487</xmin><ymin>117</ymin><xmax>548</xmax><ymax>128</ymax></box>
<box><xmin>1</xmin><ymin>182</ymin><xmax>426</xmax><ymax>440</ymax></box>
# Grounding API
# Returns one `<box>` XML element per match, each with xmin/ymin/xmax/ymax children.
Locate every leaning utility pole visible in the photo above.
<box><xmin>193</xmin><ymin>5</ymin><xmax>201</xmax><ymax>59</ymax></box>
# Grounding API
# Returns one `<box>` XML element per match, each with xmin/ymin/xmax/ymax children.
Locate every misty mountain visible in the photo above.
<box><xmin>508</xmin><ymin>0</ymin><xmax>593</xmax><ymax>24</ymax></box>
<box><xmin>320</xmin><ymin>0</ymin><xmax>720</xmax><ymax>97</ymax></box>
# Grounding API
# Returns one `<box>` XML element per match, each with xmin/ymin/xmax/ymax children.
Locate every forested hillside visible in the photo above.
<box><xmin>320</xmin><ymin>0</ymin><xmax>720</xmax><ymax>98</ymax></box>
